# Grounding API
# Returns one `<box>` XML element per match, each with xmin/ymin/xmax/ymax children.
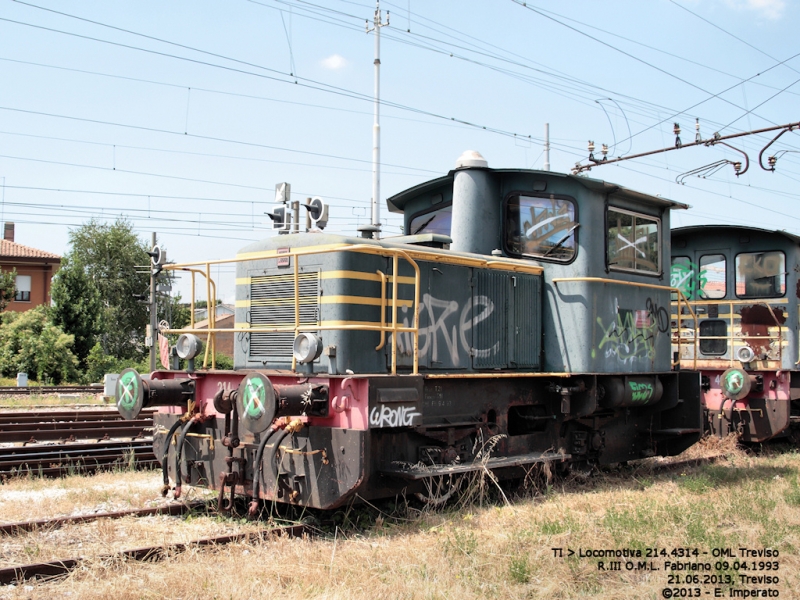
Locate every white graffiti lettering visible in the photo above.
<box><xmin>393</xmin><ymin>293</ymin><xmax>498</xmax><ymax>365</ymax></box>
<box><xmin>369</xmin><ymin>404</ymin><xmax>421</xmax><ymax>428</ymax></box>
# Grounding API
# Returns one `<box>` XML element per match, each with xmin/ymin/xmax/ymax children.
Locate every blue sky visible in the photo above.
<box><xmin>1</xmin><ymin>0</ymin><xmax>798</xmax><ymax>302</ymax></box>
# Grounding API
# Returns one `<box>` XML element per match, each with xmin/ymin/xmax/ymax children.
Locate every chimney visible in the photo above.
<box><xmin>3</xmin><ymin>222</ymin><xmax>14</xmax><ymax>243</ymax></box>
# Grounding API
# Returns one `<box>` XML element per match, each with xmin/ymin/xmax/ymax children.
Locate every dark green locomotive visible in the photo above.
<box><xmin>117</xmin><ymin>152</ymin><xmax>702</xmax><ymax>510</ymax></box>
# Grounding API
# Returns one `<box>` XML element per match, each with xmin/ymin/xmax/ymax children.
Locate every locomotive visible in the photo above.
<box><xmin>670</xmin><ymin>225</ymin><xmax>800</xmax><ymax>443</ymax></box>
<box><xmin>116</xmin><ymin>151</ymin><xmax>702</xmax><ymax>511</ymax></box>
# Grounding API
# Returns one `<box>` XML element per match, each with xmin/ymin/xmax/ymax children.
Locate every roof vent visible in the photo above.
<box><xmin>455</xmin><ymin>150</ymin><xmax>488</xmax><ymax>169</ymax></box>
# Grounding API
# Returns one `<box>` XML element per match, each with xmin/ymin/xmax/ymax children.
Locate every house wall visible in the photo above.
<box><xmin>2</xmin><ymin>262</ymin><xmax>59</xmax><ymax>312</ymax></box>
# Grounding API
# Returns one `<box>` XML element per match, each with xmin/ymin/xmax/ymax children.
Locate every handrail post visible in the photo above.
<box><xmin>203</xmin><ymin>262</ymin><xmax>212</xmax><ymax>369</ymax></box>
<box><xmin>375</xmin><ymin>270</ymin><xmax>387</xmax><ymax>351</ymax></box>
<box><xmin>391</xmin><ymin>254</ymin><xmax>399</xmax><ymax>375</ymax></box>
<box><xmin>292</xmin><ymin>256</ymin><xmax>300</xmax><ymax>372</ymax></box>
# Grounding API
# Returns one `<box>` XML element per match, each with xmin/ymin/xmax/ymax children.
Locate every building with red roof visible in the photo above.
<box><xmin>0</xmin><ymin>222</ymin><xmax>61</xmax><ymax>312</ymax></box>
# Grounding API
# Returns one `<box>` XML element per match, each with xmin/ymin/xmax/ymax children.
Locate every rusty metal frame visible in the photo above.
<box><xmin>672</xmin><ymin>298</ymin><xmax>786</xmax><ymax>368</ymax></box>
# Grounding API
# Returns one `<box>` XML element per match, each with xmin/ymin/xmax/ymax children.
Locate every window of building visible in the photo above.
<box><xmin>735</xmin><ymin>251</ymin><xmax>785</xmax><ymax>298</ymax></box>
<box><xmin>408</xmin><ymin>205</ymin><xmax>452</xmax><ymax>236</ymax></box>
<box><xmin>14</xmin><ymin>275</ymin><xmax>31</xmax><ymax>302</ymax></box>
<box><xmin>505</xmin><ymin>194</ymin><xmax>578</xmax><ymax>262</ymax></box>
<box><xmin>699</xmin><ymin>254</ymin><xmax>726</xmax><ymax>299</ymax></box>
<box><xmin>607</xmin><ymin>208</ymin><xmax>660</xmax><ymax>274</ymax></box>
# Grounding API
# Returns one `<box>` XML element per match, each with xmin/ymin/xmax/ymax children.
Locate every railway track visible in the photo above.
<box><xmin>0</xmin><ymin>385</ymin><xmax>101</xmax><ymax>396</ymax></box>
<box><xmin>0</xmin><ymin>409</ymin><xmax>156</xmax><ymax>477</ymax></box>
<box><xmin>0</xmin><ymin>524</ymin><xmax>307</xmax><ymax>585</ymax></box>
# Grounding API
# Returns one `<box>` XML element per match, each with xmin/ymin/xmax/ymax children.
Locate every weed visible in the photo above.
<box><xmin>509</xmin><ymin>556</ymin><xmax>530</xmax><ymax>584</ymax></box>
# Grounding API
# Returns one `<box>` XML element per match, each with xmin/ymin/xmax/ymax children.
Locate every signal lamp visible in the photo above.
<box><xmin>176</xmin><ymin>333</ymin><xmax>203</xmax><ymax>360</ymax></box>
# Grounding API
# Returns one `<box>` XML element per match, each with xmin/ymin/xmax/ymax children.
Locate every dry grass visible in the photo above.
<box><xmin>1</xmin><ymin>445</ymin><xmax>799</xmax><ymax>599</ymax></box>
<box><xmin>0</xmin><ymin>395</ymin><xmax>107</xmax><ymax>410</ymax></box>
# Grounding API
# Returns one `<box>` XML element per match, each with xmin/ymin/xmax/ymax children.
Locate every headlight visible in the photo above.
<box><xmin>175</xmin><ymin>333</ymin><xmax>203</xmax><ymax>360</ymax></box>
<box><xmin>735</xmin><ymin>345</ymin><xmax>756</xmax><ymax>363</ymax></box>
<box><xmin>293</xmin><ymin>333</ymin><xmax>322</xmax><ymax>364</ymax></box>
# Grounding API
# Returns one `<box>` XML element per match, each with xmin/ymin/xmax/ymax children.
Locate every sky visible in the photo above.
<box><xmin>1</xmin><ymin>0</ymin><xmax>799</xmax><ymax>306</ymax></box>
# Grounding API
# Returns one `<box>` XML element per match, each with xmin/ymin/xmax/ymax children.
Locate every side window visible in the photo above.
<box><xmin>699</xmin><ymin>254</ymin><xmax>726</xmax><ymax>299</ymax></box>
<box><xmin>505</xmin><ymin>194</ymin><xmax>577</xmax><ymax>262</ymax></box>
<box><xmin>408</xmin><ymin>205</ymin><xmax>452</xmax><ymax>236</ymax></box>
<box><xmin>670</xmin><ymin>256</ymin><xmax>695</xmax><ymax>299</ymax></box>
<box><xmin>607</xmin><ymin>208</ymin><xmax>660</xmax><ymax>274</ymax></box>
<box><xmin>735</xmin><ymin>251</ymin><xmax>785</xmax><ymax>298</ymax></box>
<box><xmin>14</xmin><ymin>275</ymin><xmax>31</xmax><ymax>302</ymax></box>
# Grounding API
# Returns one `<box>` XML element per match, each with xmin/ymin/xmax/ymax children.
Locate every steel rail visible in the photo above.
<box><xmin>0</xmin><ymin>524</ymin><xmax>308</xmax><ymax>585</ymax></box>
<box><xmin>0</xmin><ymin>386</ymin><xmax>102</xmax><ymax>396</ymax></box>
<box><xmin>0</xmin><ymin>501</ymin><xmax>207</xmax><ymax>536</ymax></box>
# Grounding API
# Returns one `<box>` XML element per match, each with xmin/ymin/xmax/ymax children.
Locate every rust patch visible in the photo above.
<box><xmin>740</xmin><ymin>305</ymin><xmax>786</xmax><ymax>355</ymax></box>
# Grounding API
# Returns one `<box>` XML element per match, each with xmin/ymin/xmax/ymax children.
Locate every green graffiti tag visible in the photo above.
<box><xmin>596</xmin><ymin>309</ymin><xmax>658</xmax><ymax>364</ymax></box>
<box><xmin>628</xmin><ymin>381</ymin><xmax>654</xmax><ymax>403</ymax></box>
<box><xmin>669</xmin><ymin>261</ymin><xmax>708</xmax><ymax>300</ymax></box>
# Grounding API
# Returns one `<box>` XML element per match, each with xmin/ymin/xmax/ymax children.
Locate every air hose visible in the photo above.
<box><xmin>160</xmin><ymin>419</ymin><xmax>184</xmax><ymax>497</ymax></box>
<box><xmin>173</xmin><ymin>419</ymin><xmax>196</xmax><ymax>499</ymax></box>
<box><xmin>248</xmin><ymin>428</ymin><xmax>290</xmax><ymax>518</ymax></box>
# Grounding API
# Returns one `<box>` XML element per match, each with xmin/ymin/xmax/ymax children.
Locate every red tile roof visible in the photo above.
<box><xmin>0</xmin><ymin>239</ymin><xmax>61</xmax><ymax>260</ymax></box>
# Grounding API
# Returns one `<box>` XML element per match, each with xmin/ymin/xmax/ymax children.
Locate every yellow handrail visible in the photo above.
<box><xmin>163</xmin><ymin>244</ymin><xmax>422</xmax><ymax>375</ymax></box>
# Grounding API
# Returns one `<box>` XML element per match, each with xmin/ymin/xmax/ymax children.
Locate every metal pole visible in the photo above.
<box><xmin>149</xmin><ymin>232</ymin><xmax>157</xmax><ymax>372</ymax></box>
<box><xmin>369</xmin><ymin>1</ymin><xmax>388</xmax><ymax>239</ymax></box>
<box><xmin>543</xmin><ymin>123</ymin><xmax>550</xmax><ymax>171</ymax></box>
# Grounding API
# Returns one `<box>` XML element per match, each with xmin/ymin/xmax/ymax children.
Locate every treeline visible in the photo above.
<box><xmin>0</xmin><ymin>219</ymin><xmax>192</xmax><ymax>384</ymax></box>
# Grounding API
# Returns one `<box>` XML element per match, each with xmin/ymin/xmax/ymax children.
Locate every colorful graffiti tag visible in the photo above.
<box><xmin>670</xmin><ymin>261</ymin><xmax>708</xmax><ymax>300</ymax></box>
<box><xmin>596</xmin><ymin>299</ymin><xmax>668</xmax><ymax>364</ymax></box>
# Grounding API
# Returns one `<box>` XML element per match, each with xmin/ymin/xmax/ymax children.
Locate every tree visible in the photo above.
<box><xmin>0</xmin><ymin>269</ymin><xmax>16</xmax><ymax>311</ymax></box>
<box><xmin>50</xmin><ymin>257</ymin><xmax>103</xmax><ymax>369</ymax></box>
<box><xmin>65</xmin><ymin>218</ymin><xmax>150</xmax><ymax>360</ymax></box>
<box><xmin>0</xmin><ymin>306</ymin><xmax>79</xmax><ymax>383</ymax></box>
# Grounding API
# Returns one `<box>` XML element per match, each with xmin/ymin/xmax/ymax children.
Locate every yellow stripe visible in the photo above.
<box><xmin>320</xmin><ymin>295</ymin><xmax>414</xmax><ymax>307</ymax></box>
<box><xmin>236</xmin><ymin>298</ymin><xmax>319</xmax><ymax>308</ymax></box>
<box><xmin>237</xmin><ymin>271</ymin><xmax>416</xmax><ymax>286</ymax></box>
<box><xmin>236</xmin><ymin>296</ymin><xmax>414</xmax><ymax>308</ymax></box>
<box><xmin>235</xmin><ymin>320</ymin><xmax>385</xmax><ymax>330</ymax></box>
<box><xmin>320</xmin><ymin>270</ymin><xmax>416</xmax><ymax>285</ymax></box>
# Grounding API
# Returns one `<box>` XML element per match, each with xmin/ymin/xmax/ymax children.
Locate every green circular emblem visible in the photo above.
<box><xmin>723</xmin><ymin>370</ymin><xmax>744</xmax><ymax>396</ymax></box>
<box><xmin>117</xmin><ymin>370</ymin><xmax>139</xmax><ymax>411</ymax></box>
<box><xmin>243</xmin><ymin>376</ymin><xmax>266</xmax><ymax>419</ymax></box>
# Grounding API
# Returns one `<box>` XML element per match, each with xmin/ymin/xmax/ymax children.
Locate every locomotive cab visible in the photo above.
<box><xmin>671</xmin><ymin>225</ymin><xmax>800</xmax><ymax>442</ymax></box>
<box><xmin>115</xmin><ymin>153</ymin><xmax>703</xmax><ymax>511</ymax></box>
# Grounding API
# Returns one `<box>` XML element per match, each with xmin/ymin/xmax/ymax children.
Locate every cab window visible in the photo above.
<box><xmin>607</xmin><ymin>208</ymin><xmax>660</xmax><ymax>274</ymax></box>
<box><xmin>505</xmin><ymin>194</ymin><xmax>577</xmax><ymax>262</ymax></box>
<box><xmin>408</xmin><ymin>205</ymin><xmax>452</xmax><ymax>236</ymax></box>
<box><xmin>700</xmin><ymin>254</ymin><xmax>726</xmax><ymax>299</ymax></box>
<box><xmin>735</xmin><ymin>251</ymin><xmax>785</xmax><ymax>298</ymax></box>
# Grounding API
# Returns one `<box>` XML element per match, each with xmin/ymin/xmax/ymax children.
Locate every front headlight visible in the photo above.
<box><xmin>293</xmin><ymin>333</ymin><xmax>322</xmax><ymax>363</ymax></box>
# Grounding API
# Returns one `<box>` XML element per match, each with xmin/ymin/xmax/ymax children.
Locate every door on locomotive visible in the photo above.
<box><xmin>671</xmin><ymin>225</ymin><xmax>800</xmax><ymax>442</ymax></box>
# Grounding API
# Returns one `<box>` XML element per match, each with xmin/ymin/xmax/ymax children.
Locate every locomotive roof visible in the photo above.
<box><xmin>386</xmin><ymin>169</ymin><xmax>689</xmax><ymax>213</ymax></box>
<box><xmin>672</xmin><ymin>225</ymin><xmax>800</xmax><ymax>245</ymax></box>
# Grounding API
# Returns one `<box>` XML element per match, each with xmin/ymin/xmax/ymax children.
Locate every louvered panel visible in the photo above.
<box><xmin>473</xmin><ymin>270</ymin><xmax>508</xmax><ymax>368</ymax></box>
<box><xmin>249</xmin><ymin>271</ymin><xmax>319</xmax><ymax>358</ymax></box>
<box><xmin>513</xmin><ymin>275</ymin><xmax>542</xmax><ymax>369</ymax></box>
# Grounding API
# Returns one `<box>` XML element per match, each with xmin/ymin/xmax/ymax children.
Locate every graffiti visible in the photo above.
<box><xmin>628</xmin><ymin>381</ymin><xmax>654</xmax><ymax>403</ymax></box>
<box><xmin>369</xmin><ymin>404</ymin><xmax>421</xmax><ymax>428</ymax></box>
<box><xmin>670</xmin><ymin>261</ymin><xmax>708</xmax><ymax>300</ymax></box>
<box><xmin>645</xmin><ymin>298</ymin><xmax>670</xmax><ymax>333</ymax></box>
<box><xmin>394</xmin><ymin>294</ymin><xmax>498</xmax><ymax>365</ymax></box>
<box><xmin>596</xmin><ymin>307</ymin><xmax>659</xmax><ymax>364</ymax></box>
